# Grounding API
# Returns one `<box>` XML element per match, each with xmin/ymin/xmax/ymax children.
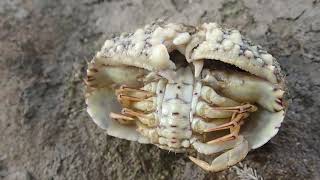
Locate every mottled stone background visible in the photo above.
<box><xmin>1</xmin><ymin>0</ymin><xmax>319</xmax><ymax>179</ymax></box>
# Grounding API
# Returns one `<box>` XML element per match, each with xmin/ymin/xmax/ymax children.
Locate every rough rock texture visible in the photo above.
<box><xmin>0</xmin><ymin>0</ymin><xmax>319</xmax><ymax>179</ymax></box>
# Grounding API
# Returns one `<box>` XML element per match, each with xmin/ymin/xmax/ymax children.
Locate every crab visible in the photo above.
<box><xmin>84</xmin><ymin>21</ymin><xmax>287</xmax><ymax>172</ymax></box>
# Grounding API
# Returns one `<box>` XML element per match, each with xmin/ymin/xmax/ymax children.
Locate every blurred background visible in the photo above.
<box><xmin>0</xmin><ymin>0</ymin><xmax>319</xmax><ymax>179</ymax></box>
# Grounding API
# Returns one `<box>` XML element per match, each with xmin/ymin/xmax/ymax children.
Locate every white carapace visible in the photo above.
<box><xmin>85</xmin><ymin>21</ymin><xmax>287</xmax><ymax>172</ymax></box>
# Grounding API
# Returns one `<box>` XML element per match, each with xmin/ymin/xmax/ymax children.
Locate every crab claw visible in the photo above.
<box><xmin>189</xmin><ymin>136</ymin><xmax>249</xmax><ymax>172</ymax></box>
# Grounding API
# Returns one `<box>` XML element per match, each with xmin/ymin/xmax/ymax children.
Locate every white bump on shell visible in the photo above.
<box><xmin>229</xmin><ymin>30</ymin><xmax>242</xmax><ymax>44</ymax></box>
<box><xmin>102</xmin><ymin>40</ymin><xmax>114</xmax><ymax>50</ymax></box>
<box><xmin>116</xmin><ymin>45</ymin><xmax>123</xmax><ymax>52</ymax></box>
<box><xmin>182</xmin><ymin>140</ymin><xmax>190</xmax><ymax>148</ymax></box>
<box><xmin>134</xmin><ymin>41</ymin><xmax>145</xmax><ymax>54</ymax></box>
<box><xmin>202</xmin><ymin>22</ymin><xmax>218</xmax><ymax>29</ymax></box>
<box><xmin>251</xmin><ymin>46</ymin><xmax>258</xmax><ymax>52</ymax></box>
<box><xmin>207</xmin><ymin>28</ymin><xmax>223</xmax><ymax>42</ymax></box>
<box><xmin>244</xmin><ymin>50</ymin><xmax>254</xmax><ymax>58</ymax></box>
<box><xmin>261</xmin><ymin>54</ymin><xmax>273</xmax><ymax>65</ymax></box>
<box><xmin>134</xmin><ymin>28</ymin><xmax>145</xmax><ymax>39</ymax></box>
<box><xmin>267</xmin><ymin>65</ymin><xmax>275</xmax><ymax>71</ymax></box>
<box><xmin>232</xmin><ymin>44</ymin><xmax>241</xmax><ymax>56</ymax></box>
<box><xmin>256</xmin><ymin>58</ymin><xmax>263</xmax><ymax>64</ymax></box>
<box><xmin>150</xmin><ymin>44</ymin><xmax>171</xmax><ymax>69</ymax></box>
<box><xmin>222</xmin><ymin>39</ymin><xmax>234</xmax><ymax>51</ymax></box>
<box><xmin>173</xmin><ymin>32</ymin><xmax>191</xmax><ymax>45</ymax></box>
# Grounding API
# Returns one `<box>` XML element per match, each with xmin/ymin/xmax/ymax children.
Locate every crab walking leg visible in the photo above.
<box><xmin>206</xmin><ymin>120</ymin><xmax>242</xmax><ymax>144</ymax></box>
<box><xmin>189</xmin><ymin>136</ymin><xmax>249</xmax><ymax>172</ymax></box>
<box><xmin>205</xmin><ymin>112</ymin><xmax>250</xmax><ymax>144</ymax></box>
<box><xmin>109</xmin><ymin>112</ymin><xmax>135</xmax><ymax>125</ymax></box>
<box><xmin>200</xmin><ymin>86</ymin><xmax>240</xmax><ymax>107</ymax></box>
<box><xmin>196</xmin><ymin>101</ymin><xmax>233</xmax><ymax>118</ymax></box>
<box><xmin>202</xmin><ymin>70</ymin><xmax>285</xmax><ymax>112</ymax></box>
<box><xmin>115</xmin><ymin>84</ymin><xmax>157</xmax><ymax>112</ymax></box>
<box><xmin>205</xmin><ymin>113</ymin><xmax>247</xmax><ymax>132</ymax></box>
<box><xmin>116</xmin><ymin>94</ymin><xmax>156</xmax><ymax>112</ymax></box>
<box><xmin>192</xmin><ymin>117</ymin><xmax>230</xmax><ymax>134</ymax></box>
<box><xmin>116</xmin><ymin>85</ymin><xmax>155</xmax><ymax>99</ymax></box>
<box><xmin>195</xmin><ymin>101</ymin><xmax>257</xmax><ymax>119</ymax></box>
<box><xmin>121</xmin><ymin>108</ymin><xmax>157</xmax><ymax>127</ymax></box>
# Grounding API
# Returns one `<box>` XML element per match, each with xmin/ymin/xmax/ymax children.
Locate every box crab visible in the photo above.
<box><xmin>84</xmin><ymin>21</ymin><xmax>287</xmax><ymax>172</ymax></box>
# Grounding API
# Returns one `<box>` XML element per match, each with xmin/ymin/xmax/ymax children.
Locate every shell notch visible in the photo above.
<box><xmin>85</xmin><ymin>21</ymin><xmax>287</xmax><ymax>172</ymax></box>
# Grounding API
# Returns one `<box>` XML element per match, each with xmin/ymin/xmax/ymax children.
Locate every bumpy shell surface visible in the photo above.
<box><xmin>85</xmin><ymin>21</ymin><xmax>286</xmax><ymax>150</ymax></box>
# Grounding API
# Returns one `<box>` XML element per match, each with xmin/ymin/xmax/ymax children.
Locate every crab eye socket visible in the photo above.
<box><xmin>169</xmin><ymin>50</ymin><xmax>189</xmax><ymax>68</ymax></box>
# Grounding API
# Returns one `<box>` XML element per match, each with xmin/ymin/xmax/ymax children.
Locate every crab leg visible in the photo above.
<box><xmin>205</xmin><ymin>112</ymin><xmax>248</xmax><ymax>144</ymax></box>
<box><xmin>196</xmin><ymin>101</ymin><xmax>257</xmax><ymax>119</ymax></box>
<box><xmin>196</xmin><ymin>101</ymin><xmax>233</xmax><ymax>118</ymax></box>
<box><xmin>191</xmin><ymin>117</ymin><xmax>230</xmax><ymax>134</ymax></box>
<box><xmin>116</xmin><ymin>85</ymin><xmax>155</xmax><ymax>98</ymax></box>
<box><xmin>122</xmin><ymin>108</ymin><xmax>157</xmax><ymax>127</ymax></box>
<box><xmin>200</xmin><ymin>86</ymin><xmax>240</xmax><ymax>107</ymax></box>
<box><xmin>116</xmin><ymin>93</ymin><xmax>156</xmax><ymax>112</ymax></box>
<box><xmin>189</xmin><ymin>136</ymin><xmax>249</xmax><ymax>172</ymax></box>
<box><xmin>206</xmin><ymin>121</ymin><xmax>242</xmax><ymax>144</ymax></box>
<box><xmin>115</xmin><ymin>85</ymin><xmax>156</xmax><ymax>112</ymax></box>
<box><xmin>110</xmin><ymin>84</ymin><xmax>157</xmax><ymax>125</ymax></box>
<box><xmin>109</xmin><ymin>112</ymin><xmax>135</xmax><ymax>125</ymax></box>
<box><xmin>202</xmin><ymin>70</ymin><xmax>285</xmax><ymax>112</ymax></box>
<box><xmin>205</xmin><ymin>113</ymin><xmax>246</xmax><ymax>132</ymax></box>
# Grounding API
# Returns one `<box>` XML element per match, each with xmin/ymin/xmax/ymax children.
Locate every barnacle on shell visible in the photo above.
<box><xmin>85</xmin><ymin>21</ymin><xmax>287</xmax><ymax>172</ymax></box>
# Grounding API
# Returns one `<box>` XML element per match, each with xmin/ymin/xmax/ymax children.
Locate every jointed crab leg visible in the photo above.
<box><xmin>117</xmin><ymin>94</ymin><xmax>148</xmax><ymax>102</ymax></box>
<box><xmin>110</xmin><ymin>112</ymin><xmax>134</xmax><ymax>121</ymax></box>
<box><xmin>115</xmin><ymin>85</ymin><xmax>156</xmax><ymax>112</ymax></box>
<box><xmin>205</xmin><ymin>112</ymin><xmax>249</xmax><ymax>144</ymax></box>
<box><xmin>205</xmin><ymin>113</ymin><xmax>246</xmax><ymax>132</ymax></box>
<box><xmin>211</xmin><ymin>104</ymin><xmax>257</xmax><ymax>113</ymax></box>
<box><xmin>200</xmin><ymin>86</ymin><xmax>240</xmax><ymax>107</ymax></box>
<box><xmin>110</xmin><ymin>84</ymin><xmax>157</xmax><ymax>126</ymax></box>
<box><xmin>196</xmin><ymin>101</ymin><xmax>257</xmax><ymax>119</ymax></box>
<box><xmin>189</xmin><ymin>136</ymin><xmax>249</xmax><ymax>172</ymax></box>
<box><xmin>122</xmin><ymin>108</ymin><xmax>157</xmax><ymax>127</ymax></box>
<box><xmin>109</xmin><ymin>112</ymin><xmax>136</xmax><ymax>125</ymax></box>
<box><xmin>116</xmin><ymin>85</ymin><xmax>155</xmax><ymax>98</ymax></box>
<box><xmin>202</xmin><ymin>70</ymin><xmax>285</xmax><ymax>112</ymax></box>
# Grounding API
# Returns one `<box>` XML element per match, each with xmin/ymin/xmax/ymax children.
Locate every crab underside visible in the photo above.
<box><xmin>85</xmin><ymin>21</ymin><xmax>287</xmax><ymax>172</ymax></box>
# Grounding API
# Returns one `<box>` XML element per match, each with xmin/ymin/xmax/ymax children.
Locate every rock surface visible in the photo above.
<box><xmin>0</xmin><ymin>0</ymin><xmax>319</xmax><ymax>179</ymax></box>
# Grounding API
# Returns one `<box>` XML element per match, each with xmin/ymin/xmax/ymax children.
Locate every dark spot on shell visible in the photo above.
<box><xmin>192</xmin><ymin>44</ymin><xmax>200</xmax><ymax>52</ymax></box>
<box><xmin>171</xmin><ymin>125</ymin><xmax>177</xmax><ymax>128</ymax></box>
<box><xmin>177</xmin><ymin>86</ymin><xmax>181</xmax><ymax>89</ymax></box>
<box><xmin>273</xmin><ymin>87</ymin><xmax>280</xmax><ymax>91</ymax></box>
<box><xmin>273</xmin><ymin>108</ymin><xmax>281</xmax><ymax>112</ymax></box>
<box><xmin>89</xmin><ymin>68</ymin><xmax>98</xmax><ymax>72</ymax></box>
<box><xmin>159</xmin><ymin>90</ymin><xmax>163</xmax><ymax>93</ymax></box>
<box><xmin>172</xmin><ymin>112</ymin><xmax>180</xmax><ymax>116</ymax></box>
<box><xmin>276</xmin><ymin>98</ymin><xmax>284</xmax><ymax>106</ymax></box>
